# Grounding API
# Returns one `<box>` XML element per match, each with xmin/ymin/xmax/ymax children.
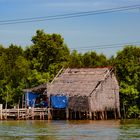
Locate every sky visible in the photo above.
<box><xmin>0</xmin><ymin>0</ymin><xmax>140</xmax><ymax>57</ymax></box>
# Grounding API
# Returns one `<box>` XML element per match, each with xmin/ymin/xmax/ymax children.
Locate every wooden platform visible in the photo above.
<box><xmin>0</xmin><ymin>108</ymin><xmax>48</xmax><ymax>120</ymax></box>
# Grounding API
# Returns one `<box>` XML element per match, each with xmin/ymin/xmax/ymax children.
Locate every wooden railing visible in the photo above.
<box><xmin>0</xmin><ymin>108</ymin><xmax>48</xmax><ymax>120</ymax></box>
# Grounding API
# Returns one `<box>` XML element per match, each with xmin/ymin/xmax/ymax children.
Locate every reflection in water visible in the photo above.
<box><xmin>117</xmin><ymin>120</ymin><xmax>140</xmax><ymax>140</ymax></box>
<box><xmin>0</xmin><ymin>120</ymin><xmax>140</xmax><ymax>140</ymax></box>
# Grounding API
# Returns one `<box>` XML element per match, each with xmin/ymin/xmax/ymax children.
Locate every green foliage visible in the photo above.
<box><xmin>69</xmin><ymin>50</ymin><xmax>83</xmax><ymax>68</ymax></box>
<box><xmin>69</xmin><ymin>50</ymin><xmax>109</xmax><ymax>68</ymax></box>
<box><xmin>127</xmin><ymin>105</ymin><xmax>140</xmax><ymax>118</ymax></box>
<box><xmin>115</xmin><ymin>46</ymin><xmax>140</xmax><ymax>118</ymax></box>
<box><xmin>0</xmin><ymin>45</ymin><xmax>29</xmax><ymax>107</ymax></box>
<box><xmin>27</xmin><ymin>69</ymin><xmax>50</xmax><ymax>87</ymax></box>
<box><xmin>0</xmin><ymin>30</ymin><xmax>140</xmax><ymax>119</ymax></box>
<box><xmin>27</xmin><ymin>30</ymin><xmax>70</xmax><ymax>71</ymax></box>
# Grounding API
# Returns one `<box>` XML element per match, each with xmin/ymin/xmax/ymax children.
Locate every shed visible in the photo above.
<box><xmin>47</xmin><ymin>67</ymin><xmax>120</xmax><ymax>119</ymax></box>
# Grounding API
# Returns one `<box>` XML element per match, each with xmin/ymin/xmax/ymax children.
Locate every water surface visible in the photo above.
<box><xmin>0</xmin><ymin>120</ymin><xmax>140</xmax><ymax>140</ymax></box>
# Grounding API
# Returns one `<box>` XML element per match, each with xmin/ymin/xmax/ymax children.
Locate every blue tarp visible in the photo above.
<box><xmin>26</xmin><ymin>92</ymin><xmax>48</xmax><ymax>108</ymax></box>
<box><xmin>51</xmin><ymin>95</ymin><xmax>68</xmax><ymax>109</ymax></box>
<box><xmin>26</xmin><ymin>92</ymin><xmax>38</xmax><ymax>107</ymax></box>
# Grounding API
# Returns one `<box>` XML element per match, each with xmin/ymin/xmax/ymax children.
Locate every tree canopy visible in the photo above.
<box><xmin>114</xmin><ymin>46</ymin><xmax>140</xmax><ymax>118</ymax></box>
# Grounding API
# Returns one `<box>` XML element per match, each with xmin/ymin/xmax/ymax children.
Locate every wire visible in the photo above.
<box><xmin>0</xmin><ymin>4</ymin><xmax>140</xmax><ymax>25</ymax></box>
<box><xmin>70</xmin><ymin>41</ymin><xmax>140</xmax><ymax>51</ymax></box>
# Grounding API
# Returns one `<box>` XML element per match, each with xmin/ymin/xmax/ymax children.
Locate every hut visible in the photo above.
<box><xmin>47</xmin><ymin>67</ymin><xmax>120</xmax><ymax>120</ymax></box>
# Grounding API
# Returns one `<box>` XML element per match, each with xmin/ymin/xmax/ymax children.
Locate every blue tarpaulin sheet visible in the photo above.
<box><xmin>26</xmin><ymin>92</ymin><xmax>48</xmax><ymax>108</ymax></box>
<box><xmin>51</xmin><ymin>95</ymin><xmax>68</xmax><ymax>109</ymax></box>
<box><xmin>26</xmin><ymin>92</ymin><xmax>38</xmax><ymax>107</ymax></box>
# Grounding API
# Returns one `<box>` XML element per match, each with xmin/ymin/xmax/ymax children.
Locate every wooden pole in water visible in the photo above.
<box><xmin>17</xmin><ymin>100</ymin><xmax>20</xmax><ymax>120</ymax></box>
<box><xmin>42</xmin><ymin>112</ymin><xmax>44</xmax><ymax>120</ymax></box>
<box><xmin>79</xmin><ymin>111</ymin><xmax>81</xmax><ymax>120</ymax></box>
<box><xmin>69</xmin><ymin>110</ymin><xmax>72</xmax><ymax>120</ymax></box>
<box><xmin>22</xmin><ymin>94</ymin><xmax>24</xmax><ymax>108</ymax></box>
<box><xmin>74</xmin><ymin>111</ymin><xmax>77</xmax><ymax>120</ymax></box>
<box><xmin>102</xmin><ymin>111</ymin><xmax>105</xmax><ymax>120</ymax></box>
<box><xmin>89</xmin><ymin>112</ymin><xmax>92</xmax><ymax>120</ymax></box>
<box><xmin>26</xmin><ymin>108</ymin><xmax>29</xmax><ymax>120</ymax></box>
<box><xmin>0</xmin><ymin>104</ymin><xmax>2</xmax><ymax>120</ymax></box>
<box><xmin>117</xmin><ymin>108</ymin><xmax>121</xmax><ymax>119</ymax></box>
<box><xmin>66</xmin><ymin>108</ymin><xmax>69</xmax><ymax>120</ymax></box>
<box><xmin>70</xmin><ymin>110</ymin><xmax>72</xmax><ymax>120</ymax></box>
<box><xmin>97</xmin><ymin>112</ymin><xmax>99</xmax><ymax>120</ymax></box>
<box><xmin>114</xmin><ymin>109</ymin><xmax>117</xmax><ymax>119</ymax></box>
<box><xmin>5</xmin><ymin>92</ymin><xmax>8</xmax><ymax>120</ymax></box>
<box><xmin>17</xmin><ymin>104</ymin><xmax>20</xmax><ymax>120</ymax></box>
<box><xmin>104</xmin><ymin>110</ymin><xmax>107</xmax><ymax>120</ymax></box>
<box><xmin>40</xmin><ymin>112</ymin><xmax>44</xmax><ymax>120</ymax></box>
<box><xmin>48</xmin><ymin>108</ymin><xmax>52</xmax><ymax>120</ymax></box>
<box><xmin>93</xmin><ymin>112</ymin><xmax>95</xmax><ymax>120</ymax></box>
<box><xmin>32</xmin><ymin>107</ymin><xmax>34</xmax><ymax>120</ymax></box>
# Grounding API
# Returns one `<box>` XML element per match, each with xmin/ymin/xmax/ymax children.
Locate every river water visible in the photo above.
<box><xmin>0</xmin><ymin>120</ymin><xmax>140</xmax><ymax>140</ymax></box>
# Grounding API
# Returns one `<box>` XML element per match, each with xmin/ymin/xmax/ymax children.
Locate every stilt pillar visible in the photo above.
<box><xmin>74</xmin><ymin>111</ymin><xmax>77</xmax><ymax>120</ymax></box>
<box><xmin>79</xmin><ymin>111</ymin><xmax>81</xmax><ymax>120</ymax></box>
<box><xmin>32</xmin><ymin>107</ymin><xmax>35</xmax><ymax>120</ymax></box>
<box><xmin>48</xmin><ymin>108</ymin><xmax>52</xmax><ymax>120</ymax></box>
<box><xmin>66</xmin><ymin>108</ymin><xmax>69</xmax><ymax>120</ymax></box>
<box><xmin>117</xmin><ymin>108</ymin><xmax>121</xmax><ymax>119</ymax></box>
<box><xmin>0</xmin><ymin>104</ymin><xmax>2</xmax><ymax>120</ymax></box>
<box><xmin>114</xmin><ymin>109</ymin><xmax>117</xmax><ymax>119</ymax></box>
<box><xmin>89</xmin><ymin>112</ymin><xmax>92</xmax><ymax>120</ymax></box>
<box><xmin>102</xmin><ymin>111</ymin><xmax>105</xmax><ymax>120</ymax></box>
<box><xmin>104</xmin><ymin>110</ymin><xmax>107</xmax><ymax>120</ymax></box>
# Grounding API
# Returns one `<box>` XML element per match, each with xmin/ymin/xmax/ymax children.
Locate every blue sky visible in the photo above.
<box><xmin>0</xmin><ymin>0</ymin><xmax>140</xmax><ymax>57</ymax></box>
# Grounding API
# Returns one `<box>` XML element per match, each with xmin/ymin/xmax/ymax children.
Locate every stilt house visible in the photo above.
<box><xmin>48</xmin><ymin>67</ymin><xmax>120</xmax><ymax>119</ymax></box>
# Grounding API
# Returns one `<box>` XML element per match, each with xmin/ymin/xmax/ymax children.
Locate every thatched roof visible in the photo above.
<box><xmin>23</xmin><ymin>83</ymin><xmax>47</xmax><ymax>94</ymax></box>
<box><xmin>48</xmin><ymin>67</ymin><xmax>117</xmax><ymax>97</ymax></box>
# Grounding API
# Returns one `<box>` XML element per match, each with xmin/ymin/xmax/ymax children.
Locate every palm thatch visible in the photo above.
<box><xmin>48</xmin><ymin>67</ymin><xmax>120</xmax><ymax>115</ymax></box>
<box><xmin>23</xmin><ymin>83</ymin><xmax>47</xmax><ymax>94</ymax></box>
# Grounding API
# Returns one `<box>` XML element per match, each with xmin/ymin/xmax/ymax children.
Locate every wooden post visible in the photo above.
<box><xmin>99</xmin><ymin>112</ymin><xmax>101</xmax><ymax>120</ymax></box>
<box><xmin>17</xmin><ymin>105</ymin><xmax>20</xmax><ymax>120</ymax></box>
<box><xmin>69</xmin><ymin>110</ymin><xmax>71</xmax><ymax>120</ymax></box>
<box><xmin>42</xmin><ymin>112</ymin><xmax>44</xmax><ymax>120</ymax></box>
<box><xmin>0</xmin><ymin>104</ymin><xmax>2</xmax><ymax>120</ymax></box>
<box><xmin>89</xmin><ymin>112</ymin><xmax>92</xmax><ymax>120</ymax></box>
<box><xmin>70</xmin><ymin>110</ymin><xmax>72</xmax><ymax>120</ymax></box>
<box><xmin>104</xmin><ymin>110</ymin><xmax>107</xmax><ymax>120</ymax></box>
<box><xmin>94</xmin><ymin>112</ymin><xmax>97</xmax><ymax>120</ymax></box>
<box><xmin>114</xmin><ymin>109</ymin><xmax>116</xmax><ymax>119</ymax></box>
<box><xmin>40</xmin><ymin>112</ymin><xmax>42</xmax><ymax>120</ymax></box>
<box><xmin>116</xmin><ymin>107</ymin><xmax>121</xmax><ymax>119</ymax></box>
<box><xmin>66</xmin><ymin>108</ymin><xmax>69</xmax><ymax>120</ymax></box>
<box><xmin>93</xmin><ymin>112</ymin><xmax>95</xmax><ymax>120</ymax></box>
<box><xmin>26</xmin><ymin>108</ymin><xmax>29</xmax><ymax>120</ymax></box>
<box><xmin>40</xmin><ymin>111</ymin><xmax>45</xmax><ymax>120</ymax></box>
<box><xmin>5</xmin><ymin>109</ymin><xmax>7</xmax><ymax>120</ymax></box>
<box><xmin>17</xmin><ymin>100</ymin><xmax>20</xmax><ymax>120</ymax></box>
<box><xmin>96</xmin><ymin>112</ymin><xmax>98</xmax><ymax>120</ymax></box>
<box><xmin>79</xmin><ymin>111</ymin><xmax>81</xmax><ymax>120</ymax></box>
<box><xmin>32</xmin><ymin>107</ymin><xmax>34</xmax><ymax>120</ymax></box>
<box><xmin>22</xmin><ymin>94</ymin><xmax>24</xmax><ymax>108</ymax></box>
<box><xmin>48</xmin><ymin>108</ymin><xmax>52</xmax><ymax>120</ymax></box>
<box><xmin>74</xmin><ymin>111</ymin><xmax>77</xmax><ymax>120</ymax></box>
<box><xmin>102</xmin><ymin>111</ymin><xmax>105</xmax><ymax>120</ymax></box>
